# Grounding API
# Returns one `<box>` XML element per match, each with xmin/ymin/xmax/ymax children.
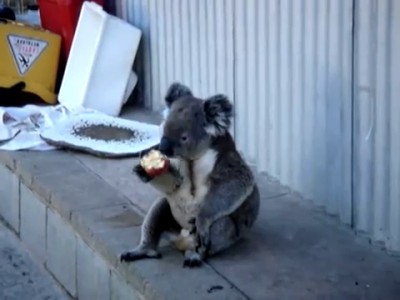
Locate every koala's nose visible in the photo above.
<box><xmin>159</xmin><ymin>137</ymin><xmax>173</xmax><ymax>156</ymax></box>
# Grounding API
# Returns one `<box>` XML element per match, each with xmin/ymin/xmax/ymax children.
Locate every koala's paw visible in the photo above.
<box><xmin>183</xmin><ymin>250</ymin><xmax>203</xmax><ymax>268</ymax></box>
<box><xmin>120</xmin><ymin>247</ymin><xmax>162</xmax><ymax>262</ymax></box>
<box><xmin>132</xmin><ymin>164</ymin><xmax>153</xmax><ymax>183</ymax></box>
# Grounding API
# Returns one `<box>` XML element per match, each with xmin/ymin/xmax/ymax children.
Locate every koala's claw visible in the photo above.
<box><xmin>183</xmin><ymin>258</ymin><xmax>202</xmax><ymax>268</ymax></box>
<box><xmin>120</xmin><ymin>249</ymin><xmax>162</xmax><ymax>262</ymax></box>
<box><xmin>132</xmin><ymin>164</ymin><xmax>152</xmax><ymax>183</ymax></box>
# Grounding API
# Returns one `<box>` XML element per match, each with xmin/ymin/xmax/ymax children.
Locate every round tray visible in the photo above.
<box><xmin>40</xmin><ymin>113</ymin><xmax>160</xmax><ymax>158</ymax></box>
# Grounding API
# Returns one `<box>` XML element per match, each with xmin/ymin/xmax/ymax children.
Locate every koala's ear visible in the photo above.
<box><xmin>203</xmin><ymin>95</ymin><xmax>233</xmax><ymax>136</ymax></box>
<box><xmin>165</xmin><ymin>82</ymin><xmax>193</xmax><ymax>107</ymax></box>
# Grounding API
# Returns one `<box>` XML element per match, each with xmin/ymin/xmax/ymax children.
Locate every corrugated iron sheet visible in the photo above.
<box><xmin>116</xmin><ymin>0</ymin><xmax>152</xmax><ymax>106</ymax></box>
<box><xmin>353</xmin><ymin>0</ymin><xmax>400</xmax><ymax>253</ymax></box>
<box><xmin>117</xmin><ymin>0</ymin><xmax>235</xmax><ymax>110</ymax></box>
<box><xmin>118</xmin><ymin>0</ymin><xmax>400</xmax><ymax>253</ymax></box>
<box><xmin>233</xmin><ymin>0</ymin><xmax>354</xmax><ymax>226</ymax></box>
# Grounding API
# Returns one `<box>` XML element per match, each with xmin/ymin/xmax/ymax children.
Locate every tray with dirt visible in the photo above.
<box><xmin>40</xmin><ymin>113</ymin><xmax>160</xmax><ymax>158</ymax></box>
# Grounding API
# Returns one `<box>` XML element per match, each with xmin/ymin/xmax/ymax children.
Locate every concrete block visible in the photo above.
<box><xmin>73</xmin><ymin>153</ymin><xmax>158</xmax><ymax>213</ymax></box>
<box><xmin>0</xmin><ymin>165</ymin><xmax>20</xmax><ymax>232</ymax></box>
<box><xmin>111</xmin><ymin>271</ymin><xmax>142</xmax><ymax>300</ymax></box>
<box><xmin>46</xmin><ymin>209</ymin><xmax>77</xmax><ymax>297</ymax></box>
<box><xmin>42</xmin><ymin>162</ymin><xmax>128</xmax><ymax>222</ymax></box>
<box><xmin>20</xmin><ymin>184</ymin><xmax>46</xmax><ymax>263</ymax></box>
<box><xmin>0</xmin><ymin>151</ymin><xmax>16</xmax><ymax>169</ymax></box>
<box><xmin>77</xmin><ymin>238</ymin><xmax>110</xmax><ymax>300</ymax></box>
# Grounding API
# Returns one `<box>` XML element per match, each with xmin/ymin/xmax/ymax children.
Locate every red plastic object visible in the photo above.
<box><xmin>37</xmin><ymin>0</ymin><xmax>104</xmax><ymax>61</ymax></box>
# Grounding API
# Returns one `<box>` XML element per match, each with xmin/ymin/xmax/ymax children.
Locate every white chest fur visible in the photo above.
<box><xmin>167</xmin><ymin>149</ymin><xmax>217</xmax><ymax>229</ymax></box>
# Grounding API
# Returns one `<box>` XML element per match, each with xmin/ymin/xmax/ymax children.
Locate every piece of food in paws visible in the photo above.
<box><xmin>140</xmin><ymin>149</ymin><xmax>169</xmax><ymax>177</ymax></box>
<box><xmin>173</xmin><ymin>229</ymin><xmax>196</xmax><ymax>251</ymax></box>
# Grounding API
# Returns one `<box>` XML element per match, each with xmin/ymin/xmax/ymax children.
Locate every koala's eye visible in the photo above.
<box><xmin>180</xmin><ymin>134</ymin><xmax>188</xmax><ymax>143</ymax></box>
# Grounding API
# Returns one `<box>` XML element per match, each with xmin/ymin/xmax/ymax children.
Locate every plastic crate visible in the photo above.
<box><xmin>37</xmin><ymin>0</ymin><xmax>103</xmax><ymax>60</ymax></box>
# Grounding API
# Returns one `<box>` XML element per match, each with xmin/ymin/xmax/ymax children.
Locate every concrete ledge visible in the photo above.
<box><xmin>0</xmin><ymin>151</ymin><xmax>250</xmax><ymax>299</ymax></box>
<box><xmin>0</xmin><ymin>110</ymin><xmax>400</xmax><ymax>300</ymax></box>
<box><xmin>0</xmin><ymin>165</ymin><xmax>20</xmax><ymax>233</ymax></box>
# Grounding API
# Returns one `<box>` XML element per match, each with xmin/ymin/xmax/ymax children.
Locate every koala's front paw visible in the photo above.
<box><xmin>132</xmin><ymin>164</ymin><xmax>153</xmax><ymax>183</ymax></box>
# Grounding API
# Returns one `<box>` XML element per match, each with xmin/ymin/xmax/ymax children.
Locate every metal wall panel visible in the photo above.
<box><xmin>119</xmin><ymin>0</ymin><xmax>400</xmax><ymax>253</ymax></box>
<box><xmin>116</xmin><ymin>0</ymin><xmax>152</xmax><ymax>106</ymax></box>
<box><xmin>353</xmin><ymin>0</ymin><xmax>400</xmax><ymax>252</ymax></box>
<box><xmin>118</xmin><ymin>0</ymin><xmax>235</xmax><ymax>111</ymax></box>
<box><xmin>120</xmin><ymin>0</ymin><xmax>353</xmax><ymax>223</ymax></box>
<box><xmin>233</xmin><ymin>0</ymin><xmax>354</xmax><ymax>224</ymax></box>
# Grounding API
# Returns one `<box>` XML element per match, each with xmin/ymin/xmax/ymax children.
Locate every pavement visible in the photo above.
<box><xmin>0</xmin><ymin>222</ymin><xmax>69</xmax><ymax>300</ymax></box>
<box><xmin>0</xmin><ymin>108</ymin><xmax>399</xmax><ymax>300</ymax></box>
<box><xmin>74</xmin><ymin>152</ymin><xmax>400</xmax><ymax>300</ymax></box>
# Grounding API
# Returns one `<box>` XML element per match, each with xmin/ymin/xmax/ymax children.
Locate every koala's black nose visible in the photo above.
<box><xmin>159</xmin><ymin>137</ymin><xmax>174</xmax><ymax>156</ymax></box>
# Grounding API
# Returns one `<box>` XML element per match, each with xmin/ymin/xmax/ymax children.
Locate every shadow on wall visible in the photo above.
<box><xmin>125</xmin><ymin>37</ymin><xmax>145</xmax><ymax>107</ymax></box>
<box><xmin>301</xmin><ymin>67</ymin><xmax>352</xmax><ymax>224</ymax></box>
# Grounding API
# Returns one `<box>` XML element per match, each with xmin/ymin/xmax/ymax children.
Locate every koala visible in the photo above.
<box><xmin>120</xmin><ymin>82</ymin><xmax>260</xmax><ymax>267</ymax></box>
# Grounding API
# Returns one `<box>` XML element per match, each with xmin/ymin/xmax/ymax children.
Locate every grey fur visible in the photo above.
<box><xmin>120</xmin><ymin>83</ymin><xmax>260</xmax><ymax>268</ymax></box>
<box><xmin>165</xmin><ymin>82</ymin><xmax>193</xmax><ymax>107</ymax></box>
<box><xmin>204</xmin><ymin>94</ymin><xmax>233</xmax><ymax>136</ymax></box>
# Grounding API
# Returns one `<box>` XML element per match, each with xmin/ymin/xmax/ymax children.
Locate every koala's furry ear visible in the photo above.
<box><xmin>165</xmin><ymin>82</ymin><xmax>193</xmax><ymax>107</ymax></box>
<box><xmin>204</xmin><ymin>95</ymin><xmax>233</xmax><ymax>136</ymax></box>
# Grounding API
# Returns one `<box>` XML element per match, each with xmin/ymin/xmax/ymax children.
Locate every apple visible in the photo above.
<box><xmin>140</xmin><ymin>149</ymin><xmax>169</xmax><ymax>177</ymax></box>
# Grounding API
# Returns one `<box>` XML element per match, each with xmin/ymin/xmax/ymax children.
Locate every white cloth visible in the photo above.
<box><xmin>0</xmin><ymin>104</ymin><xmax>99</xmax><ymax>151</ymax></box>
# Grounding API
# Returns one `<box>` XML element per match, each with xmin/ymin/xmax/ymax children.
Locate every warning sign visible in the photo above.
<box><xmin>7</xmin><ymin>34</ymin><xmax>48</xmax><ymax>75</ymax></box>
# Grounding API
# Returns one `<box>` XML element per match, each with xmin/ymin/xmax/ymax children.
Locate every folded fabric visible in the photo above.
<box><xmin>0</xmin><ymin>104</ymin><xmax>98</xmax><ymax>151</ymax></box>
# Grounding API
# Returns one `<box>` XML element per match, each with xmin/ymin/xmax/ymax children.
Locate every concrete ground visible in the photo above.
<box><xmin>75</xmin><ymin>152</ymin><xmax>400</xmax><ymax>300</ymax></box>
<box><xmin>69</xmin><ymin>109</ymin><xmax>400</xmax><ymax>299</ymax></box>
<box><xmin>0</xmin><ymin>108</ymin><xmax>399</xmax><ymax>299</ymax></box>
<box><xmin>0</xmin><ymin>222</ymin><xmax>69</xmax><ymax>300</ymax></box>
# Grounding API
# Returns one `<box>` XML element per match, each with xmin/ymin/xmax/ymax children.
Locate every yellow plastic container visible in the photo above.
<box><xmin>0</xmin><ymin>19</ymin><xmax>61</xmax><ymax>104</ymax></box>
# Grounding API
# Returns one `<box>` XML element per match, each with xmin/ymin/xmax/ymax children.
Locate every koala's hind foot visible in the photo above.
<box><xmin>170</xmin><ymin>229</ymin><xmax>203</xmax><ymax>268</ymax></box>
<box><xmin>195</xmin><ymin>212</ymin><xmax>253</xmax><ymax>260</ymax></box>
<box><xmin>183</xmin><ymin>250</ymin><xmax>203</xmax><ymax>268</ymax></box>
<box><xmin>194</xmin><ymin>184</ymin><xmax>260</xmax><ymax>259</ymax></box>
<box><xmin>120</xmin><ymin>197</ymin><xmax>181</xmax><ymax>263</ymax></box>
<box><xmin>120</xmin><ymin>246</ymin><xmax>162</xmax><ymax>262</ymax></box>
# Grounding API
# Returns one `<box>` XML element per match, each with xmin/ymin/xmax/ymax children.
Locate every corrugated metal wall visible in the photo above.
<box><xmin>117</xmin><ymin>0</ymin><xmax>235</xmax><ymax>111</ymax></box>
<box><xmin>115</xmin><ymin>0</ymin><xmax>152</xmax><ymax>106</ymax></box>
<box><xmin>353</xmin><ymin>0</ymin><xmax>400</xmax><ymax>253</ymax></box>
<box><xmin>233</xmin><ymin>0</ymin><xmax>354</xmax><ymax>228</ymax></box>
<box><xmin>117</xmin><ymin>0</ymin><xmax>400</xmax><ymax>253</ymax></box>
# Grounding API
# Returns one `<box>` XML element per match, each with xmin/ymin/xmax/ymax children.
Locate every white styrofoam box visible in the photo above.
<box><xmin>58</xmin><ymin>1</ymin><xmax>142</xmax><ymax>117</ymax></box>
